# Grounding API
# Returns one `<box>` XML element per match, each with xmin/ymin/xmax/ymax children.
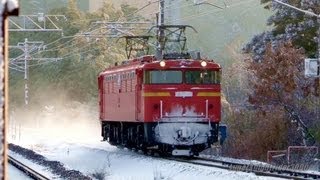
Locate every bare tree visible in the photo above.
<box><xmin>247</xmin><ymin>42</ymin><xmax>319</xmax><ymax>146</ymax></box>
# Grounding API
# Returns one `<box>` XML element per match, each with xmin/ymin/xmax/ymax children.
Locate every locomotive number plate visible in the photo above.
<box><xmin>175</xmin><ymin>91</ymin><xmax>193</xmax><ymax>97</ymax></box>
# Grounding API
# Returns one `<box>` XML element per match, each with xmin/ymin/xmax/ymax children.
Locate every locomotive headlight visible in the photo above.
<box><xmin>201</xmin><ymin>61</ymin><xmax>207</xmax><ymax>67</ymax></box>
<box><xmin>160</xmin><ymin>60</ymin><xmax>166</xmax><ymax>67</ymax></box>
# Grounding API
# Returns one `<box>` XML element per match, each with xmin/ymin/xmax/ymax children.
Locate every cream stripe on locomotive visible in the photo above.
<box><xmin>197</xmin><ymin>92</ymin><xmax>221</xmax><ymax>97</ymax></box>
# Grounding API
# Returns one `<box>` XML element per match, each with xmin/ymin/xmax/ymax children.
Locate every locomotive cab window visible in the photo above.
<box><xmin>185</xmin><ymin>70</ymin><xmax>221</xmax><ymax>84</ymax></box>
<box><xmin>144</xmin><ymin>70</ymin><xmax>182</xmax><ymax>84</ymax></box>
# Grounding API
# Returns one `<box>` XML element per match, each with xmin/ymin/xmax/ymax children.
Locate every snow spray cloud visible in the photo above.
<box><xmin>9</xmin><ymin>93</ymin><xmax>100</xmax><ymax>143</ymax></box>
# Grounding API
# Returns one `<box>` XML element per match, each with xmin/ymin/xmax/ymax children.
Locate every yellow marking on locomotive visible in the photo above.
<box><xmin>197</xmin><ymin>92</ymin><xmax>221</xmax><ymax>97</ymax></box>
<box><xmin>143</xmin><ymin>92</ymin><xmax>171</xmax><ymax>97</ymax></box>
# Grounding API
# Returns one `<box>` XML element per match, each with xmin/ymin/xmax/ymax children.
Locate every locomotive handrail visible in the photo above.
<box><xmin>206</xmin><ymin>100</ymin><xmax>208</xmax><ymax>119</ymax></box>
<box><xmin>160</xmin><ymin>100</ymin><xmax>163</xmax><ymax>119</ymax></box>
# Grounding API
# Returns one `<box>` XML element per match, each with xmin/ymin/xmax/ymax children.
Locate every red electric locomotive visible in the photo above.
<box><xmin>98</xmin><ymin>25</ymin><xmax>224</xmax><ymax>156</ymax></box>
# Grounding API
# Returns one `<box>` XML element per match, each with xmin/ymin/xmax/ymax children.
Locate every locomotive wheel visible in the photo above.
<box><xmin>107</xmin><ymin>124</ymin><xmax>117</xmax><ymax>146</ymax></box>
<box><xmin>135</xmin><ymin>126</ymin><xmax>144</xmax><ymax>149</ymax></box>
<box><xmin>158</xmin><ymin>144</ymin><xmax>171</xmax><ymax>157</ymax></box>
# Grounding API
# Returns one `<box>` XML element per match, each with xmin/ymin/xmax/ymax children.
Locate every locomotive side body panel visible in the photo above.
<box><xmin>99</xmin><ymin>66</ymin><xmax>140</xmax><ymax>122</ymax></box>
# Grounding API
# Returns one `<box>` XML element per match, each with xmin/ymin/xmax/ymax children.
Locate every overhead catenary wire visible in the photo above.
<box><xmin>9</xmin><ymin>0</ymin><xmax>259</xmax><ymax>107</ymax></box>
<box><xmin>28</xmin><ymin>59</ymin><xmax>63</xmax><ymax>67</ymax></box>
<box><xmin>9</xmin><ymin>54</ymin><xmax>25</xmax><ymax>63</ymax></box>
<box><xmin>29</xmin><ymin>37</ymin><xmax>85</xmax><ymax>56</ymax></box>
<box><xmin>164</xmin><ymin>0</ymin><xmax>226</xmax><ymax>12</ymax></box>
<box><xmin>19</xmin><ymin>0</ymin><xmax>239</xmax><ymax>64</ymax></box>
<box><xmin>23</xmin><ymin>0</ymin><xmax>253</xmax><ymax>63</ymax></box>
<box><xmin>122</xmin><ymin>0</ymin><xmax>160</xmax><ymax>19</ymax></box>
<box><xmin>9</xmin><ymin>66</ymin><xmax>25</xmax><ymax>73</ymax></box>
<box><xmin>23</xmin><ymin>1</ymin><xmax>167</xmax><ymax>59</ymax></box>
<box><xmin>28</xmin><ymin>29</ymin><xmax>111</xmax><ymax>57</ymax></box>
<box><xmin>36</xmin><ymin>35</ymin><xmax>75</xmax><ymax>49</ymax></box>
<box><xmin>10</xmin><ymin>40</ymin><xmax>102</xmax><ymax>72</ymax></box>
<box><xmin>28</xmin><ymin>1</ymin><xmax>193</xmax><ymax>62</ymax></box>
<box><xmin>168</xmin><ymin>0</ymin><xmax>256</xmax><ymax>23</ymax></box>
<box><xmin>9</xmin><ymin>62</ymin><xmax>25</xmax><ymax>72</ymax></box>
<box><xmin>59</xmin><ymin>40</ymin><xmax>102</xmax><ymax>59</ymax></box>
<box><xmin>28</xmin><ymin>21</ymin><xmax>149</xmax><ymax>57</ymax></box>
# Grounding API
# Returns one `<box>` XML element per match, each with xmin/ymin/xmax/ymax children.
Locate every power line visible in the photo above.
<box><xmin>193</xmin><ymin>0</ymin><xmax>225</xmax><ymax>9</ymax></box>
<box><xmin>33</xmin><ymin>21</ymin><xmax>154</xmax><ymax>57</ymax></box>
<box><xmin>168</xmin><ymin>0</ymin><xmax>255</xmax><ymax>23</ymax></box>
<box><xmin>59</xmin><ymin>41</ymin><xmax>98</xmax><ymax>59</ymax></box>
<box><xmin>164</xmin><ymin>0</ymin><xmax>227</xmax><ymax>14</ymax></box>
<box><xmin>29</xmin><ymin>37</ymin><xmax>81</xmax><ymax>56</ymax></box>
<box><xmin>123</xmin><ymin>0</ymin><xmax>159</xmax><ymax>19</ymax></box>
<box><xmin>9</xmin><ymin>0</ymin><xmax>234</xmax><ymax>106</ymax></box>
<box><xmin>37</xmin><ymin>35</ymin><xmax>75</xmax><ymax>49</ymax></box>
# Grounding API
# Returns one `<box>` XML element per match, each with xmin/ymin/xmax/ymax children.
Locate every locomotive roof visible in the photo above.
<box><xmin>99</xmin><ymin>55</ymin><xmax>221</xmax><ymax>77</ymax></box>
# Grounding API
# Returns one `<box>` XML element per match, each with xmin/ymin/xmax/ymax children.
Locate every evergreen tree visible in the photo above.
<box><xmin>244</xmin><ymin>0</ymin><xmax>320</xmax><ymax>59</ymax></box>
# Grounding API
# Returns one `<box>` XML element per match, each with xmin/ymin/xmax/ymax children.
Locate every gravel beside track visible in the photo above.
<box><xmin>9</xmin><ymin>143</ymin><xmax>91</xmax><ymax>180</ymax></box>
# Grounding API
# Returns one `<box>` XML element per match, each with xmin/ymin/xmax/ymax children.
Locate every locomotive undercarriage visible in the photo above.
<box><xmin>101</xmin><ymin>121</ymin><xmax>219</xmax><ymax>156</ymax></box>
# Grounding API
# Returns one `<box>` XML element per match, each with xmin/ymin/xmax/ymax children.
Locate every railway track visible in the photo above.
<box><xmin>164</xmin><ymin>156</ymin><xmax>320</xmax><ymax>180</ymax></box>
<box><xmin>118</xmin><ymin>146</ymin><xmax>320</xmax><ymax>179</ymax></box>
<box><xmin>9</xmin><ymin>142</ymin><xmax>319</xmax><ymax>179</ymax></box>
<box><xmin>8</xmin><ymin>155</ymin><xmax>50</xmax><ymax>180</ymax></box>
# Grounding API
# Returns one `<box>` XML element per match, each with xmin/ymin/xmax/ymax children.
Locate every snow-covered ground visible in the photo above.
<box><xmin>8</xmin><ymin>164</ymin><xmax>33</xmax><ymax>180</ymax></box>
<box><xmin>9</xmin><ymin>136</ymin><xmax>280</xmax><ymax>180</ymax></box>
<box><xmin>8</xmin><ymin>103</ymin><xmax>282</xmax><ymax>179</ymax></box>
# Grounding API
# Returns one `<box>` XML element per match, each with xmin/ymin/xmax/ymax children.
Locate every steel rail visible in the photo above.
<box><xmin>196</xmin><ymin>156</ymin><xmax>320</xmax><ymax>179</ymax></box>
<box><xmin>8</xmin><ymin>155</ymin><xmax>50</xmax><ymax>180</ymax></box>
<box><xmin>163</xmin><ymin>156</ymin><xmax>320</xmax><ymax>180</ymax></box>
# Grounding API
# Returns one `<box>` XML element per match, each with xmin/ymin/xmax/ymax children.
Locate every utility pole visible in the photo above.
<box><xmin>8</xmin><ymin>13</ymin><xmax>66</xmax><ymax>105</ymax></box>
<box><xmin>9</xmin><ymin>39</ymin><xmax>62</xmax><ymax>105</ymax></box>
<box><xmin>157</xmin><ymin>0</ymin><xmax>165</xmax><ymax>59</ymax></box>
<box><xmin>10</xmin><ymin>21</ymin><xmax>152</xmax><ymax>105</ymax></box>
<box><xmin>318</xmin><ymin>18</ymin><xmax>320</xmax><ymax>76</ymax></box>
<box><xmin>159</xmin><ymin>0</ymin><xmax>165</xmax><ymax>26</ymax></box>
<box><xmin>23</xmin><ymin>39</ymin><xmax>29</xmax><ymax>105</ymax></box>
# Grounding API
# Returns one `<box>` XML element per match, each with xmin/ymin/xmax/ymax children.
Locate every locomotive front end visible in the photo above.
<box><xmin>141</xmin><ymin>59</ymin><xmax>221</xmax><ymax>156</ymax></box>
